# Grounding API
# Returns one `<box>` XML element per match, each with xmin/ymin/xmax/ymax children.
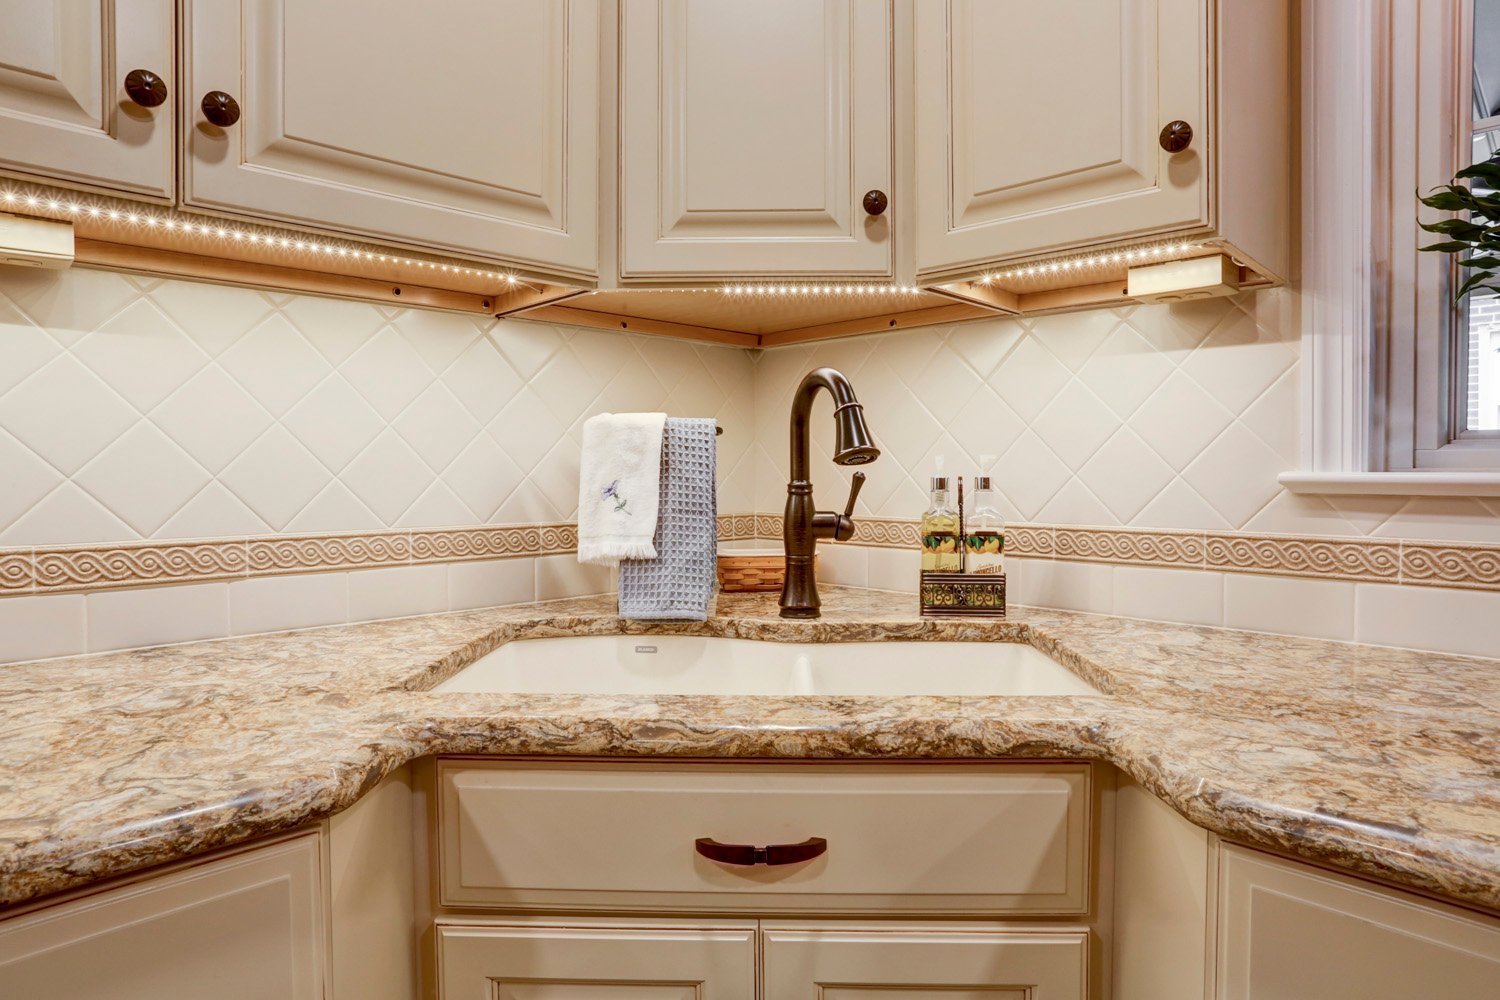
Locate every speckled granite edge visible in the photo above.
<box><xmin>1</xmin><ymin>588</ymin><xmax>1497</xmax><ymax>914</ymax></box>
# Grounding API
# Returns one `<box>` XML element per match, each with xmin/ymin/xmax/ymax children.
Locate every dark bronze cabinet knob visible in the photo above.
<box><xmin>862</xmin><ymin>189</ymin><xmax>888</xmax><ymax>216</ymax></box>
<box><xmin>1159</xmin><ymin>120</ymin><xmax>1194</xmax><ymax>153</ymax></box>
<box><xmin>123</xmin><ymin>69</ymin><xmax>167</xmax><ymax>108</ymax></box>
<box><xmin>201</xmin><ymin>91</ymin><xmax>241</xmax><ymax>127</ymax></box>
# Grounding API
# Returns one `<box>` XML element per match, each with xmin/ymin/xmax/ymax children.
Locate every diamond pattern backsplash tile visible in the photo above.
<box><xmin>2</xmin><ymin>269</ymin><xmax>1498</xmax><ymax>553</ymax></box>
<box><xmin>0</xmin><ymin>269</ymin><xmax>757</xmax><ymax>546</ymax></box>
<box><xmin>754</xmin><ymin>289</ymin><xmax>1500</xmax><ymax>545</ymax></box>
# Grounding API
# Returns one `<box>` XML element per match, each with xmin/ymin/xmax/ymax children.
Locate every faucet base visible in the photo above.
<box><xmin>778</xmin><ymin>606</ymin><xmax>820</xmax><ymax>620</ymax></box>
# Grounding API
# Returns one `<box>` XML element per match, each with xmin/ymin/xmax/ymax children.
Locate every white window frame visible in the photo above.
<box><xmin>1285</xmin><ymin>0</ymin><xmax>1500</xmax><ymax>496</ymax></box>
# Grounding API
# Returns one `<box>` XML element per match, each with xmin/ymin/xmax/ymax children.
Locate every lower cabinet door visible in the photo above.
<box><xmin>761</xmin><ymin>921</ymin><xmax>1090</xmax><ymax>999</ymax></box>
<box><xmin>0</xmin><ymin>833</ymin><xmax>326</xmax><ymax>1000</ymax></box>
<box><xmin>1216</xmin><ymin>845</ymin><xmax>1500</xmax><ymax>1000</ymax></box>
<box><xmin>436</xmin><ymin>918</ymin><xmax>758</xmax><ymax>1000</ymax></box>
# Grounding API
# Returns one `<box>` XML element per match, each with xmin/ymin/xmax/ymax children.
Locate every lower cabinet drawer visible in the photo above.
<box><xmin>436</xmin><ymin>918</ymin><xmax>758</xmax><ymax>1000</ymax></box>
<box><xmin>762</xmin><ymin>921</ymin><xmax>1091</xmax><ymax>999</ymax></box>
<box><xmin>438</xmin><ymin>759</ymin><xmax>1093</xmax><ymax>914</ymax></box>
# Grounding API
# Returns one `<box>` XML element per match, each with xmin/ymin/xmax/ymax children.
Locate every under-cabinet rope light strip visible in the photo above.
<box><xmin>723</xmin><ymin>284</ymin><xmax>923</xmax><ymax>296</ymax></box>
<box><xmin>979</xmin><ymin>240</ymin><xmax>1197</xmax><ymax>284</ymax></box>
<box><xmin>0</xmin><ymin>185</ymin><xmax>531</xmax><ymax>289</ymax></box>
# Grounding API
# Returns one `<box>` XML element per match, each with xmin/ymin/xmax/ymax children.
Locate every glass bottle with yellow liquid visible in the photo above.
<box><xmin>920</xmin><ymin>474</ymin><xmax>962</xmax><ymax>572</ymax></box>
<box><xmin>963</xmin><ymin>475</ymin><xmax>1006</xmax><ymax>575</ymax></box>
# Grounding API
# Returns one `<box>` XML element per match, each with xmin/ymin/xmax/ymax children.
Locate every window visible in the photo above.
<box><xmin>1464</xmin><ymin>0</ymin><xmax>1500</xmax><ymax>433</ymax></box>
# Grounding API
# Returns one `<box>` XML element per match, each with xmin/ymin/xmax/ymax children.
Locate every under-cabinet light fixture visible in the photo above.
<box><xmin>0</xmin><ymin>185</ymin><xmax>528</xmax><ymax>288</ymax></box>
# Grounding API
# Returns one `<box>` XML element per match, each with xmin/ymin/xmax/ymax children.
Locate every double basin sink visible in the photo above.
<box><xmin>433</xmin><ymin>635</ymin><xmax>1103</xmax><ymax>697</ymax></box>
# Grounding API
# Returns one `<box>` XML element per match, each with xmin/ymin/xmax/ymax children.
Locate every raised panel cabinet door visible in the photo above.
<box><xmin>761</xmin><ymin>922</ymin><xmax>1090</xmax><ymax>999</ymax></box>
<box><xmin>914</xmin><ymin>0</ymin><xmax>1210</xmax><ymax>278</ymax></box>
<box><xmin>1216</xmin><ymin>845</ymin><xmax>1500</xmax><ymax>1000</ymax></box>
<box><xmin>0</xmin><ymin>833</ymin><xmax>327</xmax><ymax>1000</ymax></box>
<box><xmin>0</xmin><ymin>0</ymin><xmax>174</xmax><ymax>199</ymax></box>
<box><xmin>436</xmin><ymin>919</ymin><xmax>758</xmax><ymax>1000</ymax></box>
<box><xmin>182</xmin><ymin>0</ymin><xmax>598</xmax><ymax>278</ymax></box>
<box><xmin>619</xmin><ymin>0</ymin><xmax>893</xmax><ymax>279</ymax></box>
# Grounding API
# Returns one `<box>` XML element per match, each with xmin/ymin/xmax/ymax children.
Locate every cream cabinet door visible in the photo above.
<box><xmin>762</xmin><ymin>922</ymin><xmax>1090</xmax><ymax>999</ymax></box>
<box><xmin>437</xmin><ymin>919</ymin><xmax>757</xmax><ymax>1000</ymax></box>
<box><xmin>0</xmin><ymin>0</ymin><xmax>174</xmax><ymax>200</ymax></box>
<box><xmin>0</xmin><ymin>833</ymin><xmax>327</xmax><ymax>1000</ymax></box>
<box><xmin>1216</xmin><ymin>846</ymin><xmax>1500</xmax><ymax>1000</ymax></box>
<box><xmin>914</xmin><ymin>0</ymin><xmax>1209</xmax><ymax>278</ymax></box>
<box><xmin>181</xmin><ymin>0</ymin><xmax>598</xmax><ymax>278</ymax></box>
<box><xmin>619</xmin><ymin>0</ymin><xmax>893</xmax><ymax>280</ymax></box>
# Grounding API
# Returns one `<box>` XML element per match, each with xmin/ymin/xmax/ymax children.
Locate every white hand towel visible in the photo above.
<box><xmin>577</xmin><ymin>412</ymin><xmax>667</xmax><ymax>565</ymax></box>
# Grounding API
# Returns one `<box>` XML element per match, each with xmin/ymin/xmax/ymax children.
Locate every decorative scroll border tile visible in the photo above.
<box><xmin>33</xmin><ymin>540</ymin><xmax>249</xmax><ymax>593</ymax></box>
<box><xmin>1401</xmin><ymin>542</ymin><xmax>1500</xmax><ymax>591</ymax></box>
<box><xmin>1</xmin><ymin>516</ymin><xmax>1497</xmax><ymax>596</ymax></box>
<box><xmin>1053</xmin><ymin>526</ymin><xmax>1205</xmax><ymax>568</ymax></box>
<box><xmin>1204</xmin><ymin>532</ymin><xmax>1401</xmax><ymax>582</ymax></box>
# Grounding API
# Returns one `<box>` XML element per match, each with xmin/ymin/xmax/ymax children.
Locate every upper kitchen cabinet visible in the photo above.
<box><xmin>914</xmin><ymin>0</ymin><xmax>1290</xmax><ymax>286</ymax></box>
<box><xmin>618</xmin><ymin>0</ymin><xmax>894</xmax><ymax>281</ymax></box>
<box><xmin>0</xmin><ymin>0</ymin><xmax>175</xmax><ymax>201</ymax></box>
<box><xmin>180</xmin><ymin>0</ymin><xmax>599</xmax><ymax>280</ymax></box>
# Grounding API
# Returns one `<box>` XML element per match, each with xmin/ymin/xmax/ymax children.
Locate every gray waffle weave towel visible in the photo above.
<box><xmin>618</xmin><ymin>418</ymin><xmax>718</xmax><ymax>620</ymax></box>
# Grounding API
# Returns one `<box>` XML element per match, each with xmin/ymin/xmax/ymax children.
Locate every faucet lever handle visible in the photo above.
<box><xmin>842</xmin><ymin>471</ymin><xmax>866</xmax><ymax>520</ymax></box>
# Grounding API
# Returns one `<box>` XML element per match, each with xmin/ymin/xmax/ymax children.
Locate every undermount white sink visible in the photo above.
<box><xmin>432</xmin><ymin>636</ymin><xmax>1103</xmax><ymax>697</ymax></box>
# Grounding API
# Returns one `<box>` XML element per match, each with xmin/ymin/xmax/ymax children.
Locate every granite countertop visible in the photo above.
<box><xmin>1</xmin><ymin>586</ymin><xmax>1496</xmax><ymax>913</ymax></box>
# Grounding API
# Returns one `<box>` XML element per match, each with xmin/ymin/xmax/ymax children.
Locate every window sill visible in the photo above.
<box><xmin>1279</xmin><ymin>472</ymin><xmax>1500</xmax><ymax>497</ymax></box>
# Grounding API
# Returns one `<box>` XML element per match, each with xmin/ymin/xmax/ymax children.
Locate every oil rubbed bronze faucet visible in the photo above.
<box><xmin>780</xmin><ymin>367</ymin><xmax>880</xmax><ymax>619</ymax></box>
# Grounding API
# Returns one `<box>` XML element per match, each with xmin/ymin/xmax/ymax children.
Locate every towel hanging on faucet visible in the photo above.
<box><xmin>618</xmin><ymin>417</ymin><xmax>718</xmax><ymax>621</ymax></box>
<box><xmin>576</xmin><ymin>412</ymin><xmax>667</xmax><ymax>565</ymax></box>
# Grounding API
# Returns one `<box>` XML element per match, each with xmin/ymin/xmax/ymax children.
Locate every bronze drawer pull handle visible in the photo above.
<box><xmin>695</xmin><ymin>837</ymin><xmax>828</xmax><ymax>867</ymax></box>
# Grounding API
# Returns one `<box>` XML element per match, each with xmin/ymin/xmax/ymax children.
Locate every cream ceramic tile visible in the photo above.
<box><xmin>995</xmin><ymin>430</ymin><xmax>1073</xmax><ymax>519</ymax></box>
<box><xmin>1354</xmin><ymin>583</ymin><xmax>1500</xmax><ymax>658</ymax></box>
<box><xmin>0</xmin><ymin>594</ymin><xmax>85</xmax><ymax>664</ymax></box>
<box><xmin>815</xmin><ymin>545</ymin><xmax>868</xmax><ymax>589</ymax></box>
<box><xmin>72</xmin><ymin>423</ymin><xmax>211</xmax><ymax>536</ymax></box>
<box><xmin>86</xmin><ymin>582</ymin><xmax>230</xmax><ymax>652</ymax></box>
<box><xmin>1130</xmin><ymin>479</ymin><xmax>1232</xmax><ymax>530</ymax></box>
<box><xmin>1178</xmin><ymin>303</ymin><xmax>1297</xmax><ymax>414</ymax></box>
<box><xmin>338</xmin><ymin>325</ymin><xmax>433</xmax><ymax>421</ymax></box>
<box><xmin>1077</xmin><ymin>321</ymin><xmax>1175</xmax><ymax>419</ymax></box>
<box><xmin>217</xmin><ymin>313</ymin><xmax>331</xmax><ymax>417</ymax></box>
<box><xmin>535</xmin><ymin>553</ymin><xmax>612</xmax><ymax>601</ymax></box>
<box><xmin>448</xmin><ymin>557</ymin><xmax>536</xmax><ymax>610</ymax></box>
<box><xmin>347</xmin><ymin>564</ymin><xmax>448</xmax><ymax>622</ymax></box>
<box><xmin>149</xmin><ymin>365</ymin><xmax>274</xmax><ymax>474</ymax></box>
<box><xmin>1181</xmin><ymin>423</ymin><xmax>1288</xmax><ymax>528</ymax></box>
<box><xmin>1</xmin><ymin>268</ymin><xmax>140</xmax><ymax>345</ymax></box>
<box><xmin>218</xmin><ymin>426</ymin><xmax>332</xmax><ymax>530</ymax></box>
<box><xmin>490</xmin><ymin>318</ymin><xmax>566</xmax><ymax>379</ymax></box>
<box><xmin>1128</xmin><ymin>369</ymin><xmax>1237</xmax><ymax>471</ymax></box>
<box><xmin>1077</xmin><ymin>428</ymin><xmax>1177</xmax><ymax>523</ymax></box>
<box><xmin>0</xmin><ymin>483</ymin><xmax>135</xmax><ymax>545</ymax></box>
<box><xmin>866</xmin><ymin>545</ymin><xmax>920</xmax><ymax>593</ymax></box>
<box><xmin>1372</xmin><ymin>498</ymin><xmax>1500</xmax><ymax>545</ymax></box>
<box><xmin>229</xmin><ymin>572</ymin><xmax>349</xmax><ymax>635</ymax></box>
<box><xmin>397</xmin><ymin>482</ymin><xmax>476</xmax><ymax>529</ymax></box>
<box><xmin>338</xmin><ymin>430</ymin><xmax>433</xmax><ymax>525</ymax></box>
<box><xmin>1036</xmin><ymin>478</ymin><xmax>1119</xmax><ymax>526</ymax></box>
<box><xmin>1029</xmin><ymin>309</ymin><xmax>1118</xmax><ymax>371</ymax></box>
<box><xmin>147</xmin><ymin>279</ymin><xmax>274</xmax><ymax>356</ymax></box>
<box><xmin>489</xmin><ymin>386</ymin><xmax>565</xmax><ymax>471</ymax></box>
<box><xmin>1031</xmin><ymin>379</ymin><xmax>1118</xmax><ymax>470</ymax></box>
<box><xmin>0</xmin><ymin>355</ymin><xmax>139</xmax><ymax>475</ymax></box>
<box><xmin>281</xmin><ymin>373</ymin><xmax>385</xmax><ymax>472</ymax></box>
<box><xmin>280</xmin><ymin>295</ymin><xmax>386</xmax><ymax>365</ymax></box>
<box><xmin>1223</xmin><ymin>574</ymin><xmax>1356</xmax><ymax>641</ymax></box>
<box><xmin>285</xmin><ymin>482</ymin><xmax>383</xmax><ymax>533</ymax></box>
<box><xmin>392</xmin><ymin>308</ymin><xmax>482</xmax><ymax>375</ymax></box>
<box><xmin>443</xmin><ymin>434</ymin><xmax>526</xmax><ymax>522</ymax></box>
<box><xmin>0</xmin><ymin>428</ymin><xmax>63</xmax><ymax>535</ymax></box>
<box><xmin>1113</xmin><ymin>566</ymin><xmax>1225</xmax><ymax>627</ymax></box>
<box><xmin>443</xmin><ymin>337</ymin><xmax>524</xmax><ymax>423</ymax></box>
<box><xmin>392</xmin><ymin>382</ymin><xmax>482</xmax><ymax>472</ymax></box>
<box><xmin>1013</xmin><ymin>559</ymin><xmax>1114</xmax><ymax>614</ymax></box>
<box><xmin>990</xmin><ymin>335</ymin><xmax>1073</xmax><ymax>420</ymax></box>
<box><xmin>71</xmin><ymin>297</ymin><xmax>208</xmax><ymax>411</ymax></box>
<box><xmin>0</xmin><ymin>293</ymin><xmax>61</xmax><ymax>396</ymax></box>
<box><xmin>156</xmin><ymin>483</ymin><xmax>270</xmax><ymax>539</ymax></box>
<box><xmin>945</xmin><ymin>316</ymin><xmax>1026</xmax><ymax>379</ymax></box>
